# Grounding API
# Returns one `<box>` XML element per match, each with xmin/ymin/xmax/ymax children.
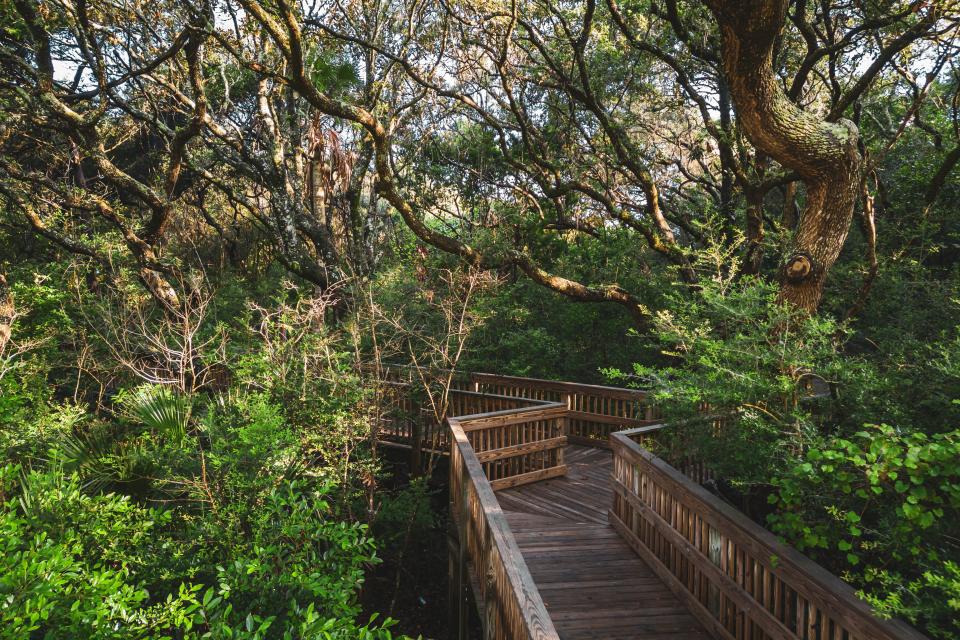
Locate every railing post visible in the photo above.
<box><xmin>483</xmin><ymin>530</ymin><xmax>497</xmax><ymax>640</ymax></box>
<box><xmin>560</xmin><ymin>391</ymin><xmax>572</xmax><ymax>451</ymax></box>
<box><xmin>559</xmin><ymin>395</ymin><xmax>570</xmax><ymax>470</ymax></box>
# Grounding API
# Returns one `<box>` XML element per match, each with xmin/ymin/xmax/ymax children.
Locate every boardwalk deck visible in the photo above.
<box><xmin>499</xmin><ymin>446</ymin><xmax>711</xmax><ymax>640</ymax></box>
<box><xmin>395</xmin><ymin>368</ymin><xmax>926</xmax><ymax>640</ymax></box>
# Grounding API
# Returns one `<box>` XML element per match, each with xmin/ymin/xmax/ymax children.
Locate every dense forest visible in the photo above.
<box><xmin>1</xmin><ymin>0</ymin><xmax>960</xmax><ymax>638</ymax></box>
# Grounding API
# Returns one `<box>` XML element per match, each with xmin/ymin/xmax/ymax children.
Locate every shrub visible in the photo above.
<box><xmin>0</xmin><ymin>464</ymin><xmax>409</xmax><ymax>639</ymax></box>
<box><xmin>769</xmin><ymin>425</ymin><xmax>960</xmax><ymax>639</ymax></box>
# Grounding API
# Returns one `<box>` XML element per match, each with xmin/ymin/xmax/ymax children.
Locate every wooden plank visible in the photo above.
<box><xmin>490</xmin><ymin>465</ymin><xmax>568</xmax><ymax>491</ymax></box>
<box><xmin>475</xmin><ymin>436</ymin><xmax>567</xmax><ymax>462</ymax></box>
<box><xmin>450</xmin><ymin>388</ymin><xmax>554</xmax><ymax>406</ymax></box>
<box><xmin>497</xmin><ymin>448</ymin><xmax>613</xmax><ymax>523</ymax></box>
<box><xmin>504</xmin><ymin>486</ymin><xmax>712</xmax><ymax>640</ymax></box>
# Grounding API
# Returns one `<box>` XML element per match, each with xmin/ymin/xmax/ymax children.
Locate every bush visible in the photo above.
<box><xmin>769</xmin><ymin>425</ymin><xmax>960</xmax><ymax>639</ymax></box>
<box><xmin>0</xmin><ymin>463</ymin><xmax>409</xmax><ymax>639</ymax></box>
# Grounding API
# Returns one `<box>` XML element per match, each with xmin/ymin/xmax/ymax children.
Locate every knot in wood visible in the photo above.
<box><xmin>784</xmin><ymin>253</ymin><xmax>813</xmax><ymax>284</ymax></box>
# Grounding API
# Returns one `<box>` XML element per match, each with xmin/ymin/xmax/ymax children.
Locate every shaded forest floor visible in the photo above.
<box><xmin>361</xmin><ymin>450</ymin><xmax>457</xmax><ymax>640</ymax></box>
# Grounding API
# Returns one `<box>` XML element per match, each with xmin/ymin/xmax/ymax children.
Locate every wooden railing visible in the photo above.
<box><xmin>448</xmin><ymin>407</ymin><xmax>563</xmax><ymax>639</ymax></box>
<box><xmin>464</xmin><ymin>372</ymin><xmax>660</xmax><ymax>444</ymax></box>
<box><xmin>608</xmin><ymin>431</ymin><xmax>929</xmax><ymax>640</ymax></box>
<box><xmin>457</xmin><ymin>403</ymin><xmax>568</xmax><ymax>490</ymax></box>
<box><xmin>378</xmin><ymin>364</ymin><xmax>659</xmax><ymax>446</ymax></box>
<box><xmin>377</xmin><ymin>384</ymin><xmax>550</xmax><ymax>454</ymax></box>
<box><xmin>380</xmin><ymin>366</ymin><xmax>925</xmax><ymax>640</ymax></box>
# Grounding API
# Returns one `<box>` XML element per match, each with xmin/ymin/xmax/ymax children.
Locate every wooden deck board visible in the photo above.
<box><xmin>499</xmin><ymin>445</ymin><xmax>712</xmax><ymax>640</ymax></box>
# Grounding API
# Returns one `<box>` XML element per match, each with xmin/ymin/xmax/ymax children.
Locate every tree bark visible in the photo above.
<box><xmin>925</xmin><ymin>144</ymin><xmax>960</xmax><ymax>206</ymax></box>
<box><xmin>743</xmin><ymin>188</ymin><xmax>766</xmax><ymax>275</ymax></box>
<box><xmin>704</xmin><ymin>0</ymin><xmax>863</xmax><ymax>312</ymax></box>
<box><xmin>782</xmin><ymin>181</ymin><xmax>799</xmax><ymax>230</ymax></box>
<box><xmin>0</xmin><ymin>274</ymin><xmax>12</xmax><ymax>354</ymax></box>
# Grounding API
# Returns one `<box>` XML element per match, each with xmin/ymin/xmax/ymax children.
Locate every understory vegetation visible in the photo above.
<box><xmin>3</xmin><ymin>0</ymin><xmax>960</xmax><ymax>638</ymax></box>
<box><xmin>0</xmin><ymin>269</ymin><xmax>411</xmax><ymax>639</ymax></box>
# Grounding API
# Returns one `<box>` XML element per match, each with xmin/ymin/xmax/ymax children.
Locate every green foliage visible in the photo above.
<box><xmin>0</xmin><ymin>267</ymin><xmax>414</xmax><ymax>639</ymax></box>
<box><xmin>203</xmin><ymin>391</ymin><xmax>297</xmax><ymax>477</ymax></box>
<box><xmin>607</xmin><ymin>276</ymin><xmax>843</xmax><ymax>483</ymax></box>
<box><xmin>2</xmin><ymin>3</ymin><xmax>954</xmax><ymax>638</ymax></box>
<box><xmin>769</xmin><ymin>425</ymin><xmax>960</xmax><ymax>638</ymax></box>
<box><xmin>372</xmin><ymin>479</ymin><xmax>437</xmax><ymax>548</ymax></box>
<box><xmin>119</xmin><ymin>385</ymin><xmax>192</xmax><ymax>441</ymax></box>
<box><xmin>613</xmin><ymin>272</ymin><xmax>960</xmax><ymax>637</ymax></box>
<box><xmin>0</xmin><ymin>396</ymin><xmax>85</xmax><ymax>462</ymax></box>
<box><xmin>0</xmin><ymin>459</ymin><xmax>408</xmax><ymax>639</ymax></box>
<box><xmin>1</xmin><ymin>463</ymin><xmax>165</xmax><ymax>638</ymax></box>
<box><xmin>214</xmin><ymin>481</ymin><xmax>378</xmax><ymax>619</ymax></box>
<box><xmin>0</xmin><ymin>268</ymin><xmax>76</xmax><ymax>459</ymax></box>
<box><xmin>454</xmin><ymin>233</ymin><xmax>665</xmax><ymax>382</ymax></box>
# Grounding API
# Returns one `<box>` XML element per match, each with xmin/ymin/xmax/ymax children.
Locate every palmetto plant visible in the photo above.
<box><xmin>121</xmin><ymin>385</ymin><xmax>192</xmax><ymax>440</ymax></box>
<box><xmin>56</xmin><ymin>429</ymin><xmax>132</xmax><ymax>492</ymax></box>
<box><xmin>53</xmin><ymin>386</ymin><xmax>193</xmax><ymax>493</ymax></box>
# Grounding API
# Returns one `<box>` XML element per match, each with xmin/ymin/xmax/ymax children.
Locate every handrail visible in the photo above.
<box><xmin>460</xmin><ymin>371</ymin><xmax>650</xmax><ymax>400</ymax></box>
<box><xmin>608</xmin><ymin>430</ymin><xmax>929</xmax><ymax>640</ymax></box>
<box><xmin>449</xmin><ymin>389</ymin><xmax>556</xmax><ymax>405</ymax></box>
<box><xmin>381</xmin><ymin>362</ymin><xmax>650</xmax><ymax>398</ymax></box>
<box><xmin>454</xmin><ymin>401</ymin><xmax>564</xmax><ymax>424</ymax></box>
<box><xmin>448</xmin><ymin>411</ymin><xmax>562</xmax><ymax>639</ymax></box>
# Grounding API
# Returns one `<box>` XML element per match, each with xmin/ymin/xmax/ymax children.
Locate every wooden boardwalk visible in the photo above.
<box><xmin>499</xmin><ymin>446</ymin><xmax>711</xmax><ymax>640</ymax></box>
<box><xmin>398</xmin><ymin>368</ymin><xmax>927</xmax><ymax>640</ymax></box>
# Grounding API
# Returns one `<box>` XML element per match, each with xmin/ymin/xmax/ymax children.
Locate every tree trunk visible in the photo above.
<box><xmin>925</xmin><ymin>144</ymin><xmax>960</xmax><ymax>206</ymax></box>
<box><xmin>0</xmin><ymin>273</ymin><xmax>12</xmax><ymax>353</ymax></box>
<box><xmin>139</xmin><ymin>267</ymin><xmax>182</xmax><ymax>313</ymax></box>
<box><xmin>744</xmin><ymin>189</ymin><xmax>766</xmax><ymax>275</ymax></box>
<box><xmin>705</xmin><ymin>0</ymin><xmax>863</xmax><ymax>312</ymax></box>
<box><xmin>782</xmin><ymin>181</ymin><xmax>798</xmax><ymax>230</ymax></box>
